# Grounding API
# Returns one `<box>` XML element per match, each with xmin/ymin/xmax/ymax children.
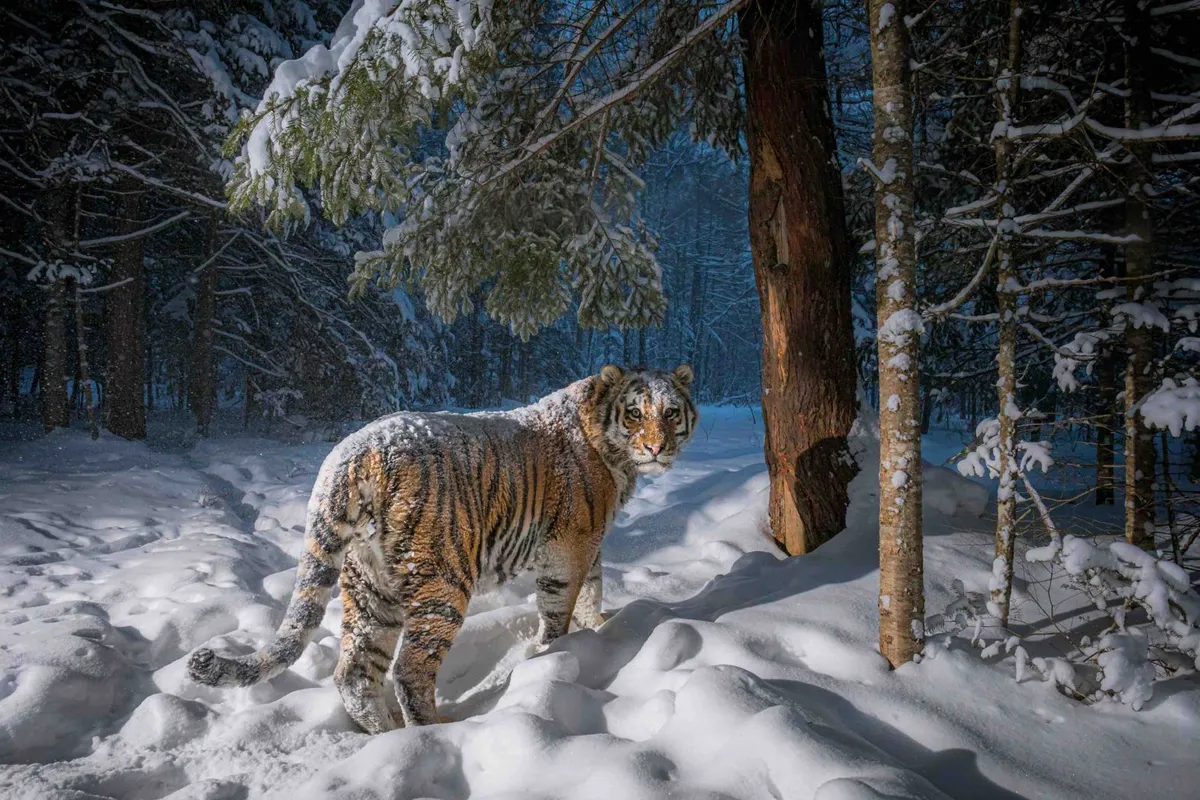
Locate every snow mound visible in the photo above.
<box><xmin>0</xmin><ymin>410</ymin><xmax>1196</xmax><ymax>799</ymax></box>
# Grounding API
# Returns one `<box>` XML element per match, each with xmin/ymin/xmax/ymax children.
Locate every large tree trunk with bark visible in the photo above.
<box><xmin>990</xmin><ymin>0</ymin><xmax>1024</xmax><ymax>628</ymax></box>
<box><xmin>1122</xmin><ymin>0</ymin><xmax>1156</xmax><ymax>550</ymax></box>
<box><xmin>189</xmin><ymin>218</ymin><xmax>219</xmax><ymax>437</ymax></box>
<box><xmin>740</xmin><ymin>0</ymin><xmax>858</xmax><ymax>556</ymax></box>
<box><xmin>869</xmin><ymin>0</ymin><xmax>924</xmax><ymax>668</ymax></box>
<box><xmin>104</xmin><ymin>190</ymin><xmax>147</xmax><ymax>439</ymax></box>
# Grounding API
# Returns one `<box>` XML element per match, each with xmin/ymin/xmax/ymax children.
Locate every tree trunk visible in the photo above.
<box><xmin>189</xmin><ymin>218</ymin><xmax>219</xmax><ymax>437</ymax></box>
<box><xmin>104</xmin><ymin>190</ymin><xmax>147</xmax><ymax>440</ymax></box>
<box><xmin>3</xmin><ymin>291</ymin><xmax>19</xmax><ymax>416</ymax></box>
<box><xmin>40</xmin><ymin>186</ymin><xmax>74</xmax><ymax>433</ymax></box>
<box><xmin>869</xmin><ymin>0</ymin><xmax>924</xmax><ymax>668</ymax></box>
<box><xmin>990</xmin><ymin>0</ymin><xmax>1023</xmax><ymax>628</ymax></box>
<box><xmin>1122</xmin><ymin>0</ymin><xmax>1156</xmax><ymax>551</ymax></box>
<box><xmin>920</xmin><ymin>384</ymin><xmax>934</xmax><ymax>435</ymax></box>
<box><xmin>1095</xmin><ymin>258</ymin><xmax>1118</xmax><ymax>506</ymax></box>
<box><xmin>42</xmin><ymin>277</ymin><xmax>71</xmax><ymax>432</ymax></box>
<box><xmin>74</xmin><ymin>281</ymin><xmax>99</xmax><ymax>439</ymax></box>
<box><xmin>740</xmin><ymin>0</ymin><xmax>859</xmax><ymax>556</ymax></box>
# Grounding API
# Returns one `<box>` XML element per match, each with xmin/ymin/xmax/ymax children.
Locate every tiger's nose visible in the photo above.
<box><xmin>644</xmin><ymin>443</ymin><xmax>662</xmax><ymax>456</ymax></box>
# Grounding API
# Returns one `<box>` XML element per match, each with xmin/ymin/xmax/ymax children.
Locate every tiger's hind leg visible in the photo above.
<box><xmin>334</xmin><ymin>570</ymin><xmax>402</xmax><ymax>734</ymax></box>
<box><xmin>393</xmin><ymin>579</ymin><xmax>467</xmax><ymax>727</ymax></box>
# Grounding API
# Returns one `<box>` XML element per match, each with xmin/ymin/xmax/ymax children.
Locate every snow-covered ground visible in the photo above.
<box><xmin>1</xmin><ymin>407</ymin><xmax>1197</xmax><ymax>799</ymax></box>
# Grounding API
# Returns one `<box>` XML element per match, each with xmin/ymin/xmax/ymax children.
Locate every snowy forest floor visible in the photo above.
<box><xmin>0</xmin><ymin>407</ymin><xmax>1198</xmax><ymax>800</ymax></box>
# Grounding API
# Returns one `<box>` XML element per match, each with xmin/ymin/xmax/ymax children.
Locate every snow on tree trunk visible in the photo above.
<box><xmin>740</xmin><ymin>0</ymin><xmax>859</xmax><ymax>555</ymax></box>
<box><xmin>104</xmin><ymin>189</ymin><xmax>147</xmax><ymax>440</ymax></box>
<box><xmin>189</xmin><ymin>217</ymin><xmax>219</xmax><ymax>438</ymax></box>
<box><xmin>74</xmin><ymin>280</ymin><xmax>98</xmax><ymax>440</ymax></box>
<box><xmin>989</xmin><ymin>0</ymin><xmax>1023</xmax><ymax>628</ymax></box>
<box><xmin>869</xmin><ymin>0</ymin><xmax>924</xmax><ymax>667</ymax></box>
<box><xmin>41</xmin><ymin>276</ymin><xmax>70</xmax><ymax>433</ymax></box>
<box><xmin>1096</xmin><ymin>248</ymin><xmax>1118</xmax><ymax>506</ymax></box>
<box><xmin>1122</xmin><ymin>0</ymin><xmax>1156</xmax><ymax>551</ymax></box>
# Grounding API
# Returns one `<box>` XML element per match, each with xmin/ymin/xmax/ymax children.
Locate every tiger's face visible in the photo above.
<box><xmin>600</xmin><ymin>364</ymin><xmax>698</xmax><ymax>475</ymax></box>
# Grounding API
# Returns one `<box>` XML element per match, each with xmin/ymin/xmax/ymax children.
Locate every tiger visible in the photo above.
<box><xmin>187</xmin><ymin>364</ymin><xmax>697</xmax><ymax>733</ymax></box>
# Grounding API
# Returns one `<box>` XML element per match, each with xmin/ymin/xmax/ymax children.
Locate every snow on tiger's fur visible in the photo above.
<box><xmin>187</xmin><ymin>364</ymin><xmax>697</xmax><ymax>732</ymax></box>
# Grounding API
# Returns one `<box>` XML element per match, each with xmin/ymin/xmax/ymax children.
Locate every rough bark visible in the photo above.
<box><xmin>740</xmin><ymin>0</ymin><xmax>859</xmax><ymax>556</ymax></box>
<box><xmin>189</xmin><ymin>217</ymin><xmax>219</xmax><ymax>437</ymax></box>
<box><xmin>104</xmin><ymin>190</ymin><xmax>147</xmax><ymax>440</ymax></box>
<box><xmin>990</xmin><ymin>0</ymin><xmax>1023</xmax><ymax>628</ymax></box>
<box><xmin>1122</xmin><ymin>0</ymin><xmax>1156</xmax><ymax>550</ymax></box>
<box><xmin>869</xmin><ymin>0</ymin><xmax>924</xmax><ymax>668</ymax></box>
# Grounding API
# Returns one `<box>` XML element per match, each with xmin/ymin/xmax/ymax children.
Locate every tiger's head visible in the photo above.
<box><xmin>597</xmin><ymin>364</ymin><xmax>698</xmax><ymax>475</ymax></box>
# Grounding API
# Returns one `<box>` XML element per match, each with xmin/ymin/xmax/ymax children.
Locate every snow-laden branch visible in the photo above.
<box><xmin>107</xmin><ymin>162</ymin><xmax>227</xmax><ymax>209</ymax></box>
<box><xmin>0</xmin><ymin>245</ymin><xmax>39</xmax><ymax>266</ymax></box>
<box><xmin>1152</xmin><ymin>0</ymin><xmax>1200</xmax><ymax>14</ymax></box>
<box><xmin>924</xmin><ymin>231</ymin><xmax>999</xmax><ymax>320</ymax></box>
<box><xmin>77</xmin><ymin>210</ymin><xmax>191</xmax><ymax>249</ymax></box>
<box><xmin>484</xmin><ymin>0</ymin><xmax>747</xmax><ymax>186</ymax></box>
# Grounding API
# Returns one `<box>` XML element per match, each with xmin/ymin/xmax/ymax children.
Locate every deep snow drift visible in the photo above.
<box><xmin>0</xmin><ymin>407</ymin><xmax>1197</xmax><ymax>799</ymax></box>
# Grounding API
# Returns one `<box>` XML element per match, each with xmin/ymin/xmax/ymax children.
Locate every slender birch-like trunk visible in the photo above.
<box><xmin>990</xmin><ymin>0</ymin><xmax>1023</xmax><ymax>628</ymax></box>
<box><xmin>869</xmin><ymin>0</ymin><xmax>924</xmax><ymax>667</ymax></box>
<box><xmin>1122</xmin><ymin>0</ymin><xmax>1156</xmax><ymax>550</ymax></box>
<box><xmin>74</xmin><ymin>281</ymin><xmax>99</xmax><ymax>440</ymax></box>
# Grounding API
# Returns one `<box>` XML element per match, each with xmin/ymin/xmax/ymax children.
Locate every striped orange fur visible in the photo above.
<box><xmin>187</xmin><ymin>364</ymin><xmax>697</xmax><ymax>732</ymax></box>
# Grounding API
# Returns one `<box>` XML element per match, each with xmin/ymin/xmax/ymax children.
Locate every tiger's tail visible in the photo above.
<box><xmin>187</xmin><ymin>468</ymin><xmax>352</xmax><ymax>688</ymax></box>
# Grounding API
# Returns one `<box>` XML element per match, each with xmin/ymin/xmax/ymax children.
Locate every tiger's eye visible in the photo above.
<box><xmin>626</xmin><ymin>407</ymin><xmax>642</xmax><ymax>420</ymax></box>
<box><xmin>665</xmin><ymin>408</ymin><xmax>679</xmax><ymax>419</ymax></box>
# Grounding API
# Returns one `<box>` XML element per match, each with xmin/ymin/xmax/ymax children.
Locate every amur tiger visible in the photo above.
<box><xmin>187</xmin><ymin>364</ymin><xmax>698</xmax><ymax>733</ymax></box>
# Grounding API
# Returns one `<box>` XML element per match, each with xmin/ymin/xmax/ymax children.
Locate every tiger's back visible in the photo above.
<box><xmin>187</xmin><ymin>365</ymin><xmax>697</xmax><ymax>733</ymax></box>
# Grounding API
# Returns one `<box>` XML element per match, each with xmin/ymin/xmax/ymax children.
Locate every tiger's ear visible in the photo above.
<box><xmin>600</xmin><ymin>364</ymin><xmax>624</xmax><ymax>385</ymax></box>
<box><xmin>673</xmin><ymin>364</ymin><xmax>694</xmax><ymax>388</ymax></box>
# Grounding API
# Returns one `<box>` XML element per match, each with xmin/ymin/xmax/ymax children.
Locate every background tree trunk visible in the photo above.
<box><xmin>3</xmin><ymin>291</ymin><xmax>18</xmax><ymax>416</ymax></box>
<box><xmin>104</xmin><ymin>189</ymin><xmax>147</xmax><ymax>440</ymax></box>
<box><xmin>870</xmin><ymin>0</ymin><xmax>924</xmax><ymax>669</ymax></box>
<box><xmin>1122</xmin><ymin>0</ymin><xmax>1156</xmax><ymax>550</ymax></box>
<box><xmin>41</xmin><ymin>277</ymin><xmax>71</xmax><ymax>432</ymax></box>
<box><xmin>740</xmin><ymin>0</ymin><xmax>859</xmax><ymax>555</ymax></box>
<box><xmin>189</xmin><ymin>218</ymin><xmax>219</xmax><ymax>437</ymax></box>
<box><xmin>990</xmin><ymin>0</ymin><xmax>1023</xmax><ymax>628</ymax></box>
<box><xmin>74</xmin><ymin>281</ymin><xmax>99</xmax><ymax>439</ymax></box>
<box><xmin>40</xmin><ymin>186</ymin><xmax>74</xmax><ymax>432</ymax></box>
<box><xmin>1095</xmin><ymin>245</ymin><xmax>1119</xmax><ymax>506</ymax></box>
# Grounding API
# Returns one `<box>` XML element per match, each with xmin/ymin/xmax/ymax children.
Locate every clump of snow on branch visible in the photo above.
<box><xmin>956</xmin><ymin>418</ymin><xmax>1053</xmax><ymax>481</ymax></box>
<box><xmin>1025</xmin><ymin>535</ymin><xmax>1200</xmax><ymax>710</ymax></box>
<box><xmin>1140</xmin><ymin>377</ymin><xmax>1200</xmax><ymax>436</ymax></box>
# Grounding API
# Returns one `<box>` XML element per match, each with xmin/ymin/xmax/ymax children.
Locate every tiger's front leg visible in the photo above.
<box><xmin>535</xmin><ymin>535</ymin><xmax>601</xmax><ymax>645</ymax></box>
<box><xmin>571</xmin><ymin>551</ymin><xmax>605</xmax><ymax>630</ymax></box>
